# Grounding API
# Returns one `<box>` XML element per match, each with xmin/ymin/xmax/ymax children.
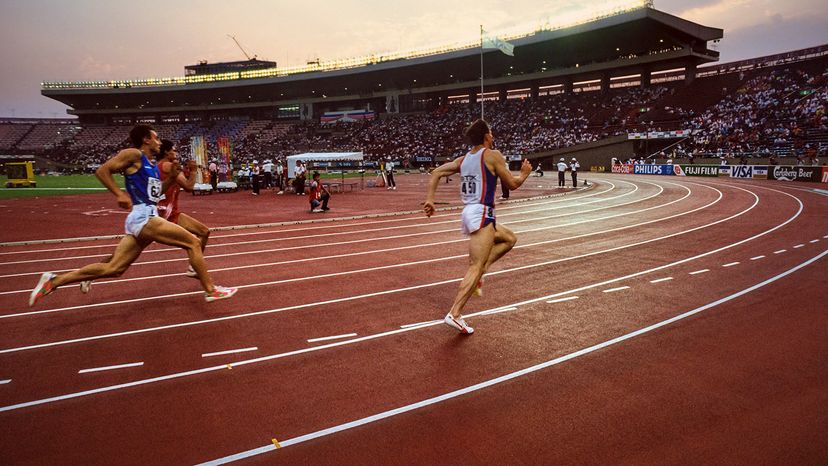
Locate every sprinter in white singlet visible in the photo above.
<box><xmin>424</xmin><ymin>119</ymin><xmax>532</xmax><ymax>334</ymax></box>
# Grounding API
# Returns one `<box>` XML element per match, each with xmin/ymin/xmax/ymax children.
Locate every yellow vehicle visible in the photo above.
<box><xmin>4</xmin><ymin>161</ymin><xmax>37</xmax><ymax>188</ymax></box>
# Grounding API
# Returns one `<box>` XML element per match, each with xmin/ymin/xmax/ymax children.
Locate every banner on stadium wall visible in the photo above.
<box><xmin>674</xmin><ymin>165</ymin><xmax>719</xmax><ymax>177</ymax></box>
<box><xmin>633</xmin><ymin>164</ymin><xmax>675</xmax><ymax>175</ymax></box>
<box><xmin>320</xmin><ymin>110</ymin><xmax>375</xmax><ymax>124</ymax></box>
<box><xmin>217</xmin><ymin>136</ymin><xmax>232</xmax><ymax>167</ymax></box>
<box><xmin>627</xmin><ymin>129</ymin><xmax>693</xmax><ymax>140</ymax></box>
<box><xmin>611</xmin><ymin>164</ymin><xmax>633</xmax><ymax>174</ymax></box>
<box><xmin>718</xmin><ymin>165</ymin><xmax>731</xmax><ymax>177</ymax></box>
<box><xmin>729</xmin><ymin>165</ymin><xmax>768</xmax><ymax>179</ymax></box>
<box><xmin>190</xmin><ymin>136</ymin><xmax>207</xmax><ymax>184</ymax></box>
<box><xmin>768</xmin><ymin>165</ymin><xmax>822</xmax><ymax>182</ymax></box>
<box><xmin>822</xmin><ymin>167</ymin><xmax>828</xmax><ymax>183</ymax></box>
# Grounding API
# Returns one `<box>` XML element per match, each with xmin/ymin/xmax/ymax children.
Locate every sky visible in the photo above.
<box><xmin>1</xmin><ymin>0</ymin><xmax>827</xmax><ymax>118</ymax></box>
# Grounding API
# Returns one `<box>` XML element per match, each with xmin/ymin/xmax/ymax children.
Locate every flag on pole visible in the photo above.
<box><xmin>482</xmin><ymin>31</ymin><xmax>515</xmax><ymax>56</ymax></box>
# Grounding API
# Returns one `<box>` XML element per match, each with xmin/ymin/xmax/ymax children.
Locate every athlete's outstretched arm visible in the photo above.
<box><xmin>489</xmin><ymin>150</ymin><xmax>531</xmax><ymax>190</ymax></box>
<box><xmin>176</xmin><ymin>160</ymin><xmax>198</xmax><ymax>192</ymax></box>
<box><xmin>423</xmin><ymin>158</ymin><xmax>462</xmax><ymax>217</ymax></box>
<box><xmin>96</xmin><ymin>148</ymin><xmax>141</xmax><ymax>209</ymax></box>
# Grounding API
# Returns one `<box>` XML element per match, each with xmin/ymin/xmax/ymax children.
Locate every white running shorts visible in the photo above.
<box><xmin>460</xmin><ymin>204</ymin><xmax>496</xmax><ymax>236</ymax></box>
<box><xmin>124</xmin><ymin>204</ymin><xmax>158</xmax><ymax>237</ymax></box>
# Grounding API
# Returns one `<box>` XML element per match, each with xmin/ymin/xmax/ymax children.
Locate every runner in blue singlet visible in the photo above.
<box><xmin>29</xmin><ymin>125</ymin><xmax>237</xmax><ymax>306</ymax></box>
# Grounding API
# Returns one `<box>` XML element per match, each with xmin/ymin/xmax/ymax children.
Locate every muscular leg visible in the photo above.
<box><xmin>448</xmin><ymin>224</ymin><xmax>495</xmax><ymax>318</ymax></box>
<box><xmin>481</xmin><ymin>224</ymin><xmax>518</xmax><ymax>274</ymax></box>
<box><xmin>139</xmin><ymin>217</ymin><xmax>215</xmax><ymax>293</ymax></box>
<box><xmin>51</xmin><ymin>235</ymin><xmax>148</xmax><ymax>287</ymax></box>
<box><xmin>177</xmin><ymin>213</ymin><xmax>210</xmax><ymax>252</ymax></box>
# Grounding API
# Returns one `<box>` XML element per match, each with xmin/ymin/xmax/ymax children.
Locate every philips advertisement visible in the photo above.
<box><xmin>633</xmin><ymin>164</ymin><xmax>676</xmax><ymax>176</ymax></box>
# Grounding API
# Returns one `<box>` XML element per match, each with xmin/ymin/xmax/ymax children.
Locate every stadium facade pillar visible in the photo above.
<box><xmin>563</xmin><ymin>79</ymin><xmax>573</xmax><ymax>94</ymax></box>
<box><xmin>530</xmin><ymin>83</ymin><xmax>539</xmax><ymax>99</ymax></box>
<box><xmin>499</xmin><ymin>87</ymin><xmax>507</xmax><ymax>102</ymax></box>
<box><xmin>300</xmin><ymin>103</ymin><xmax>314</xmax><ymax>121</ymax></box>
<box><xmin>641</xmin><ymin>70</ymin><xmax>651</xmax><ymax>88</ymax></box>
<box><xmin>601</xmin><ymin>74</ymin><xmax>610</xmax><ymax>94</ymax></box>
<box><xmin>469</xmin><ymin>89</ymin><xmax>477</xmax><ymax>105</ymax></box>
<box><xmin>685</xmin><ymin>63</ymin><xmax>697</xmax><ymax>85</ymax></box>
<box><xmin>386</xmin><ymin>94</ymin><xmax>400</xmax><ymax>113</ymax></box>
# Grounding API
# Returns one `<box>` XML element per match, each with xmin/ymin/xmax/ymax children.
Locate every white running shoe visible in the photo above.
<box><xmin>184</xmin><ymin>265</ymin><xmax>198</xmax><ymax>278</ymax></box>
<box><xmin>312</xmin><ymin>208</ymin><xmax>324</xmax><ymax>213</ymax></box>
<box><xmin>444</xmin><ymin>313</ymin><xmax>474</xmax><ymax>334</ymax></box>
<box><xmin>205</xmin><ymin>285</ymin><xmax>238</xmax><ymax>302</ymax></box>
<box><xmin>30</xmin><ymin>272</ymin><xmax>56</xmax><ymax>306</ymax></box>
<box><xmin>80</xmin><ymin>280</ymin><xmax>92</xmax><ymax>294</ymax></box>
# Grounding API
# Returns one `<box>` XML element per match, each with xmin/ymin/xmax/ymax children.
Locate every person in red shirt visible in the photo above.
<box><xmin>156</xmin><ymin>139</ymin><xmax>211</xmax><ymax>276</ymax></box>
<box><xmin>308</xmin><ymin>171</ymin><xmax>331</xmax><ymax>213</ymax></box>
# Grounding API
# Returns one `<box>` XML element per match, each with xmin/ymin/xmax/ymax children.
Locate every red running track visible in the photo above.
<box><xmin>0</xmin><ymin>174</ymin><xmax>826</xmax><ymax>465</ymax></box>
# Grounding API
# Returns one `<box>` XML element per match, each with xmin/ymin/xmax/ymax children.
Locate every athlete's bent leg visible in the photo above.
<box><xmin>448</xmin><ymin>224</ymin><xmax>495</xmax><ymax>319</ymax></box>
<box><xmin>139</xmin><ymin>217</ymin><xmax>215</xmax><ymax>292</ymax></box>
<box><xmin>177</xmin><ymin>213</ymin><xmax>210</xmax><ymax>252</ymax></box>
<box><xmin>51</xmin><ymin>235</ymin><xmax>147</xmax><ymax>287</ymax></box>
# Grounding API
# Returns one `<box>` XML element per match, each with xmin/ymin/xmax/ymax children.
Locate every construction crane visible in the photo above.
<box><xmin>227</xmin><ymin>34</ymin><xmax>256</xmax><ymax>60</ymax></box>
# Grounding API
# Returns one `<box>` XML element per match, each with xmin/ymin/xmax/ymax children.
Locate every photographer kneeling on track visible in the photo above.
<box><xmin>309</xmin><ymin>171</ymin><xmax>331</xmax><ymax>213</ymax></box>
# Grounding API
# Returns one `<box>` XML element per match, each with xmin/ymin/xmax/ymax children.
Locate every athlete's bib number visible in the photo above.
<box><xmin>147</xmin><ymin>177</ymin><xmax>162</xmax><ymax>203</ymax></box>
<box><xmin>461</xmin><ymin>179</ymin><xmax>478</xmax><ymax>195</ymax></box>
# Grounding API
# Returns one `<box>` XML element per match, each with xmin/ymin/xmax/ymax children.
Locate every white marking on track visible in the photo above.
<box><xmin>810</xmin><ymin>239</ymin><xmax>819</xmax><ymax>244</ymax></box>
<box><xmin>649</xmin><ymin>277</ymin><xmax>673</xmax><ymax>283</ymax></box>
<box><xmin>722</xmin><ymin>262</ymin><xmax>740</xmax><ymax>268</ymax></box>
<box><xmin>689</xmin><ymin>269</ymin><xmax>709</xmax><ymax>275</ymax></box>
<box><xmin>479</xmin><ymin>307</ymin><xmax>518</xmax><ymax>316</ymax></box>
<box><xmin>197</xmin><ymin>249</ymin><xmax>828</xmax><ymax>465</ymax></box>
<box><xmin>0</xmin><ymin>379</ymin><xmax>10</xmax><ymax>385</ymax></box>
<box><xmin>400</xmin><ymin>320</ymin><xmax>442</xmax><ymax>329</ymax></box>
<box><xmin>774</xmin><ymin>249</ymin><xmax>786</xmax><ymax>254</ymax></box>
<box><xmin>307</xmin><ymin>334</ymin><xmax>358</xmax><ymax>343</ymax></box>
<box><xmin>602</xmin><ymin>286</ymin><xmax>630</xmax><ymax>293</ymax></box>
<box><xmin>78</xmin><ymin>362</ymin><xmax>144</xmax><ymax>374</ymax></box>
<box><xmin>750</xmin><ymin>255</ymin><xmax>765</xmax><ymax>261</ymax></box>
<box><xmin>546</xmin><ymin>296</ymin><xmax>579</xmax><ymax>304</ymax></box>
<box><xmin>793</xmin><ymin>244</ymin><xmax>804</xmax><ymax>249</ymax></box>
<box><xmin>202</xmin><ymin>347</ymin><xmax>258</xmax><ymax>358</ymax></box>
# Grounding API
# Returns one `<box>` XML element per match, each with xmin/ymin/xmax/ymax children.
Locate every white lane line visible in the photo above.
<box><xmin>5</xmin><ymin>182</ymin><xmax>771</xmax><ymax>355</ymax></box>
<box><xmin>0</xmin><ymin>379</ymin><xmax>10</xmax><ymax>385</ymax></box>
<box><xmin>602</xmin><ymin>286</ymin><xmax>630</xmax><ymax>293</ymax></box>
<box><xmin>774</xmin><ymin>249</ymin><xmax>787</xmax><ymax>254</ymax></box>
<box><xmin>479</xmin><ymin>307</ymin><xmax>518</xmax><ymax>316</ymax></box>
<box><xmin>0</xmin><ymin>185</ymin><xmax>629</xmax><ymax>266</ymax></box>
<box><xmin>750</xmin><ymin>255</ymin><xmax>765</xmax><ymax>261</ymax></box>
<box><xmin>3</xmin><ymin>239</ymin><xmax>821</xmax><ymax>415</ymax></box>
<box><xmin>0</xmin><ymin>181</ymin><xmax>643</xmax><ymax>273</ymax></box>
<box><xmin>810</xmin><ymin>239</ymin><xmax>819</xmax><ymax>244</ymax></box>
<box><xmin>722</xmin><ymin>262</ymin><xmax>740</xmax><ymax>268</ymax></box>
<box><xmin>0</xmin><ymin>186</ymin><xmax>618</xmax><ymax>255</ymax></box>
<box><xmin>400</xmin><ymin>320</ymin><xmax>442</xmax><ymax>329</ymax></box>
<box><xmin>78</xmin><ymin>362</ymin><xmax>144</xmax><ymax>374</ymax></box>
<box><xmin>793</xmin><ymin>244</ymin><xmax>804</xmax><ymax>249</ymax></box>
<box><xmin>546</xmin><ymin>296</ymin><xmax>579</xmax><ymax>304</ymax></box>
<box><xmin>198</xmin><ymin>249</ymin><xmax>828</xmax><ymax>465</ymax></box>
<box><xmin>202</xmin><ymin>347</ymin><xmax>259</xmax><ymax>358</ymax></box>
<box><xmin>649</xmin><ymin>277</ymin><xmax>673</xmax><ymax>283</ymax></box>
<box><xmin>689</xmin><ymin>269</ymin><xmax>710</xmax><ymax>275</ymax></box>
<box><xmin>824</xmin><ymin>235</ymin><xmax>828</xmax><ymax>239</ymax></box>
<box><xmin>0</xmin><ymin>182</ymin><xmax>697</xmax><ymax>313</ymax></box>
<box><xmin>307</xmin><ymin>334</ymin><xmax>358</xmax><ymax>344</ymax></box>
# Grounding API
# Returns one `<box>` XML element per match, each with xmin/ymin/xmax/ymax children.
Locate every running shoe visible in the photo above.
<box><xmin>80</xmin><ymin>280</ymin><xmax>92</xmax><ymax>294</ymax></box>
<box><xmin>205</xmin><ymin>285</ymin><xmax>238</xmax><ymax>302</ymax></box>
<box><xmin>29</xmin><ymin>272</ymin><xmax>56</xmax><ymax>306</ymax></box>
<box><xmin>444</xmin><ymin>313</ymin><xmax>474</xmax><ymax>334</ymax></box>
<box><xmin>184</xmin><ymin>265</ymin><xmax>198</xmax><ymax>278</ymax></box>
<box><xmin>312</xmin><ymin>208</ymin><xmax>324</xmax><ymax>213</ymax></box>
<box><xmin>474</xmin><ymin>279</ymin><xmax>484</xmax><ymax>297</ymax></box>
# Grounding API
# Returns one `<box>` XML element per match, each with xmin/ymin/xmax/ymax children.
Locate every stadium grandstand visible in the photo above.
<box><xmin>2</xmin><ymin>3</ymin><xmax>826</xmax><ymax>172</ymax></box>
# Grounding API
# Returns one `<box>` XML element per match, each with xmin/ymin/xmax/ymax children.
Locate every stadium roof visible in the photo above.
<box><xmin>42</xmin><ymin>6</ymin><xmax>723</xmax><ymax>121</ymax></box>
